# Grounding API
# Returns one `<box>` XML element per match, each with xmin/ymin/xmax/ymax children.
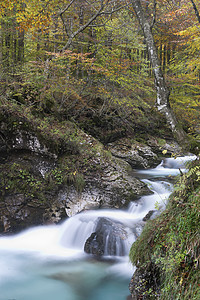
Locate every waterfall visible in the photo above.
<box><xmin>0</xmin><ymin>155</ymin><xmax>196</xmax><ymax>300</ymax></box>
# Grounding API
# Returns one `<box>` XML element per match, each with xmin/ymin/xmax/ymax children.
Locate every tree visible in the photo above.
<box><xmin>130</xmin><ymin>0</ymin><xmax>186</xmax><ymax>142</ymax></box>
<box><xmin>160</xmin><ymin>0</ymin><xmax>200</xmax><ymax>136</ymax></box>
<box><xmin>0</xmin><ymin>0</ymin><xmax>198</xmax><ymax>143</ymax></box>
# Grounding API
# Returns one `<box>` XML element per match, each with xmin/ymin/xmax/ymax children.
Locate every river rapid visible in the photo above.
<box><xmin>0</xmin><ymin>156</ymin><xmax>196</xmax><ymax>300</ymax></box>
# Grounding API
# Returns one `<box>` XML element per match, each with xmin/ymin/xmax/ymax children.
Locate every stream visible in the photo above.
<box><xmin>0</xmin><ymin>156</ymin><xmax>196</xmax><ymax>300</ymax></box>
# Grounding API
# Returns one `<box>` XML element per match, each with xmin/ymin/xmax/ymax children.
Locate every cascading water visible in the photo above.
<box><xmin>0</xmin><ymin>155</ymin><xmax>196</xmax><ymax>300</ymax></box>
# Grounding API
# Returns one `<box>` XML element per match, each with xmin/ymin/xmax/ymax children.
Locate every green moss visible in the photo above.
<box><xmin>188</xmin><ymin>136</ymin><xmax>200</xmax><ymax>155</ymax></box>
<box><xmin>0</xmin><ymin>162</ymin><xmax>47</xmax><ymax>203</ymax></box>
<box><xmin>129</xmin><ymin>157</ymin><xmax>200</xmax><ymax>299</ymax></box>
<box><xmin>129</xmin><ymin>220</ymin><xmax>156</xmax><ymax>267</ymax></box>
<box><xmin>157</xmin><ymin>138</ymin><xmax>166</xmax><ymax>147</ymax></box>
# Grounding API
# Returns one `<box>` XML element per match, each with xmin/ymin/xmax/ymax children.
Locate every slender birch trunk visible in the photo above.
<box><xmin>131</xmin><ymin>0</ymin><xmax>186</xmax><ymax>143</ymax></box>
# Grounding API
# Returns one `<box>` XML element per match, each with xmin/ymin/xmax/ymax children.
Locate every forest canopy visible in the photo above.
<box><xmin>0</xmin><ymin>0</ymin><xmax>199</xmax><ymax>143</ymax></box>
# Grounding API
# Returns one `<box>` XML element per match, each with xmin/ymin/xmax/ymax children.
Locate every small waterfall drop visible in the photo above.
<box><xmin>0</xmin><ymin>155</ymin><xmax>196</xmax><ymax>300</ymax></box>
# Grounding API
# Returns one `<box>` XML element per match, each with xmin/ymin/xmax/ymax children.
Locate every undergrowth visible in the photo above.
<box><xmin>129</xmin><ymin>156</ymin><xmax>200</xmax><ymax>299</ymax></box>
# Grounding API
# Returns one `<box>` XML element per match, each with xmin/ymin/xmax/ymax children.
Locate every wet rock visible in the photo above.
<box><xmin>147</xmin><ymin>137</ymin><xmax>183</xmax><ymax>156</ymax></box>
<box><xmin>107</xmin><ymin>138</ymin><xmax>160</xmax><ymax>169</ymax></box>
<box><xmin>12</xmin><ymin>130</ymin><xmax>52</xmax><ymax>156</ymax></box>
<box><xmin>132</xmin><ymin>222</ymin><xmax>145</xmax><ymax>238</ymax></box>
<box><xmin>0</xmin><ymin>123</ymin><xmax>57</xmax><ymax>158</ymax></box>
<box><xmin>143</xmin><ymin>210</ymin><xmax>156</xmax><ymax>221</ymax></box>
<box><xmin>0</xmin><ymin>120</ymin><xmax>151</xmax><ymax>233</ymax></box>
<box><xmin>60</xmin><ymin>153</ymin><xmax>150</xmax><ymax>218</ymax></box>
<box><xmin>62</xmin><ymin>159</ymin><xmax>150</xmax><ymax>218</ymax></box>
<box><xmin>0</xmin><ymin>150</ymin><xmax>66</xmax><ymax>233</ymax></box>
<box><xmin>0</xmin><ymin>143</ymin><xmax>149</xmax><ymax>233</ymax></box>
<box><xmin>129</xmin><ymin>262</ymin><xmax>160</xmax><ymax>299</ymax></box>
<box><xmin>84</xmin><ymin>217</ymin><xmax>128</xmax><ymax>256</ymax></box>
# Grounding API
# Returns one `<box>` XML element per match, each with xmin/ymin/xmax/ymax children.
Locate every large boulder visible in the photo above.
<box><xmin>84</xmin><ymin>217</ymin><xmax>129</xmax><ymax>256</ymax></box>
<box><xmin>147</xmin><ymin>137</ymin><xmax>183</xmax><ymax>156</ymax></box>
<box><xmin>0</xmin><ymin>148</ymin><xmax>149</xmax><ymax>233</ymax></box>
<box><xmin>107</xmin><ymin>138</ymin><xmax>160</xmax><ymax>169</ymax></box>
<box><xmin>0</xmin><ymin>118</ymin><xmax>150</xmax><ymax>233</ymax></box>
<box><xmin>63</xmin><ymin>156</ymin><xmax>150</xmax><ymax>217</ymax></box>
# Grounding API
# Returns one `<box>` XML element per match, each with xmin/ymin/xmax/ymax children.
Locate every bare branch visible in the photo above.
<box><xmin>61</xmin><ymin>1</ymin><xmax>106</xmax><ymax>51</ymax></box>
<box><xmin>59</xmin><ymin>0</ymin><xmax>76</xmax><ymax>16</ymax></box>
<box><xmin>99</xmin><ymin>4</ymin><xmax>128</xmax><ymax>15</ymax></box>
<box><xmin>190</xmin><ymin>0</ymin><xmax>200</xmax><ymax>24</ymax></box>
<box><xmin>59</xmin><ymin>0</ymin><xmax>76</xmax><ymax>37</ymax></box>
<box><xmin>151</xmin><ymin>0</ymin><xmax>157</xmax><ymax>29</ymax></box>
<box><xmin>59</xmin><ymin>0</ymin><xmax>125</xmax><ymax>51</ymax></box>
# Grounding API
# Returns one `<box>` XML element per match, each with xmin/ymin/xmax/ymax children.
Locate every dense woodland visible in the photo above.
<box><xmin>0</xmin><ymin>0</ymin><xmax>200</xmax><ymax>299</ymax></box>
<box><xmin>0</xmin><ymin>0</ymin><xmax>199</xmax><ymax>141</ymax></box>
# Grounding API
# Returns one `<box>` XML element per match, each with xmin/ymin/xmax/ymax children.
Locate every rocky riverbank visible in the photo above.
<box><xmin>129</xmin><ymin>156</ymin><xmax>200</xmax><ymax>299</ymax></box>
<box><xmin>0</xmin><ymin>108</ymin><xmax>182</xmax><ymax>233</ymax></box>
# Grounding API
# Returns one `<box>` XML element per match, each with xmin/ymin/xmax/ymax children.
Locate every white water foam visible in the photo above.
<box><xmin>0</xmin><ymin>155</ymin><xmax>196</xmax><ymax>300</ymax></box>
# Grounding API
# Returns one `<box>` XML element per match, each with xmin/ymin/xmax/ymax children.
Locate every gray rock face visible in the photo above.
<box><xmin>13</xmin><ymin>130</ymin><xmax>52</xmax><ymax>156</ymax></box>
<box><xmin>0</xmin><ymin>121</ymin><xmax>150</xmax><ymax>233</ymax></box>
<box><xmin>0</xmin><ymin>187</ymin><xmax>66</xmax><ymax>233</ymax></box>
<box><xmin>107</xmin><ymin>138</ymin><xmax>160</xmax><ymax>169</ymax></box>
<box><xmin>147</xmin><ymin>137</ymin><xmax>183</xmax><ymax>156</ymax></box>
<box><xmin>0</xmin><ymin>125</ymin><xmax>56</xmax><ymax>158</ymax></box>
<box><xmin>84</xmin><ymin>217</ymin><xmax>128</xmax><ymax>256</ymax></box>
<box><xmin>0</xmin><ymin>148</ymin><xmax>149</xmax><ymax>233</ymax></box>
<box><xmin>62</xmin><ymin>157</ymin><xmax>149</xmax><ymax>217</ymax></box>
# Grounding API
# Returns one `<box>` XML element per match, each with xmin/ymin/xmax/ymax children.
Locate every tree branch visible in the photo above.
<box><xmin>59</xmin><ymin>0</ymin><xmax>76</xmax><ymax>16</ymax></box>
<box><xmin>61</xmin><ymin>0</ymin><xmax>106</xmax><ymax>51</ymax></box>
<box><xmin>99</xmin><ymin>4</ymin><xmax>128</xmax><ymax>16</ymax></box>
<box><xmin>59</xmin><ymin>0</ymin><xmax>76</xmax><ymax>38</ymax></box>
<box><xmin>151</xmin><ymin>0</ymin><xmax>157</xmax><ymax>29</ymax></box>
<box><xmin>190</xmin><ymin>0</ymin><xmax>200</xmax><ymax>24</ymax></box>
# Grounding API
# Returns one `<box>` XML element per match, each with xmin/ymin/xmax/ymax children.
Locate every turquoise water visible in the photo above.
<box><xmin>0</xmin><ymin>248</ymin><xmax>132</xmax><ymax>300</ymax></box>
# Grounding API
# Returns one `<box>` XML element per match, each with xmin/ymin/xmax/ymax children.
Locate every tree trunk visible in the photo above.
<box><xmin>190</xmin><ymin>0</ymin><xmax>200</xmax><ymax>24</ymax></box>
<box><xmin>131</xmin><ymin>0</ymin><xmax>186</xmax><ymax>143</ymax></box>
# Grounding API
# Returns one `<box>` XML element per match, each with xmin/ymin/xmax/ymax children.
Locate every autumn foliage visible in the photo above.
<box><xmin>0</xmin><ymin>0</ymin><xmax>199</xmax><ymax>139</ymax></box>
